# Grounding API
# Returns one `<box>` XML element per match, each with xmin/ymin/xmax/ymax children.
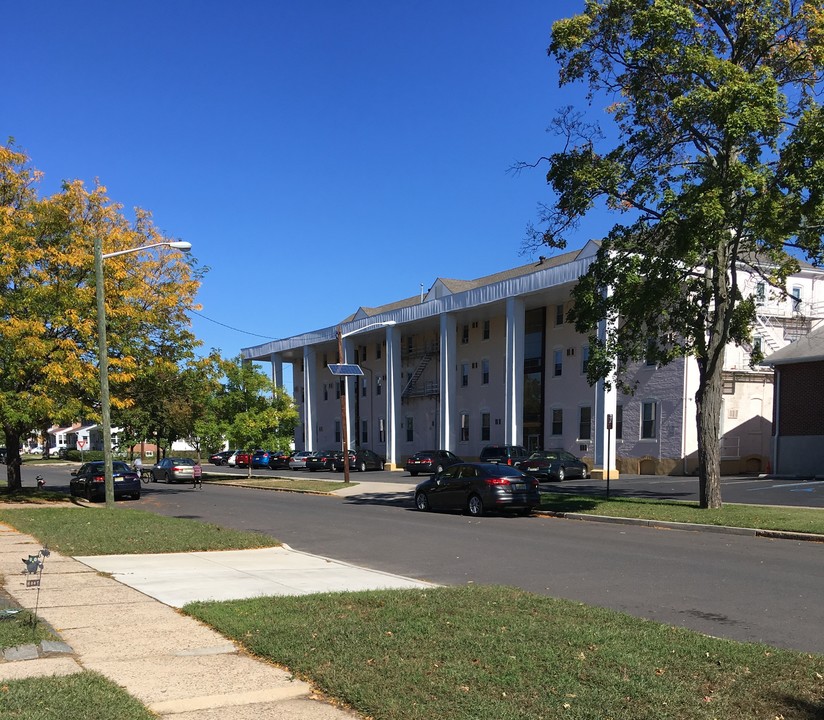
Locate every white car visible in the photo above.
<box><xmin>289</xmin><ymin>451</ymin><xmax>316</xmax><ymax>470</ymax></box>
<box><xmin>227</xmin><ymin>450</ymin><xmax>241</xmax><ymax>467</ymax></box>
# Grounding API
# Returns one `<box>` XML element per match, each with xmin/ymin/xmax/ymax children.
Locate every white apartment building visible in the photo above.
<box><xmin>242</xmin><ymin>243</ymin><xmax>824</xmax><ymax>475</ymax></box>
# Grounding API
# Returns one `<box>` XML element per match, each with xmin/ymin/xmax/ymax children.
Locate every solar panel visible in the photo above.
<box><xmin>327</xmin><ymin>363</ymin><xmax>364</xmax><ymax>376</ymax></box>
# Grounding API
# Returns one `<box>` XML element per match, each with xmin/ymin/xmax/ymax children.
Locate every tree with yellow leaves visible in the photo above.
<box><xmin>0</xmin><ymin>142</ymin><xmax>202</xmax><ymax>491</ymax></box>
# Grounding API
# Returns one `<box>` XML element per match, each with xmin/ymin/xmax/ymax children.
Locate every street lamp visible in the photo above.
<box><xmin>95</xmin><ymin>239</ymin><xmax>192</xmax><ymax>508</ymax></box>
<box><xmin>336</xmin><ymin>320</ymin><xmax>396</xmax><ymax>484</ymax></box>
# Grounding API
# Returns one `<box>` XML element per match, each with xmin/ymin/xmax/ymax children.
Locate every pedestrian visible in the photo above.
<box><xmin>132</xmin><ymin>456</ymin><xmax>143</xmax><ymax>476</ymax></box>
<box><xmin>193</xmin><ymin>461</ymin><xmax>202</xmax><ymax>489</ymax></box>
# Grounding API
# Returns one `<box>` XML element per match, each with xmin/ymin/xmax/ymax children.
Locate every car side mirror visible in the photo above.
<box><xmin>70</xmin><ymin>471</ymin><xmax>77</xmax><ymax>477</ymax></box>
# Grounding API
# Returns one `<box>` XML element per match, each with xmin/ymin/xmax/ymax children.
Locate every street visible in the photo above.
<box><xmin>18</xmin><ymin>463</ymin><xmax>824</xmax><ymax>655</ymax></box>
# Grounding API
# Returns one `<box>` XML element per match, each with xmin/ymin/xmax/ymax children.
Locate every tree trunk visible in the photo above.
<box><xmin>695</xmin><ymin>361</ymin><xmax>723</xmax><ymax>509</ymax></box>
<box><xmin>4</xmin><ymin>427</ymin><xmax>23</xmax><ymax>492</ymax></box>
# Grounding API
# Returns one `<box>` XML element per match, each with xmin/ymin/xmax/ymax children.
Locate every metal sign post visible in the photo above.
<box><xmin>328</xmin><ymin>358</ymin><xmax>365</xmax><ymax>484</ymax></box>
<box><xmin>606</xmin><ymin>414</ymin><xmax>613</xmax><ymax>499</ymax></box>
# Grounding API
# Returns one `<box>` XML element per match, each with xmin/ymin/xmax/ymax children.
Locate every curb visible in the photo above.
<box><xmin>537</xmin><ymin>510</ymin><xmax>824</xmax><ymax>543</ymax></box>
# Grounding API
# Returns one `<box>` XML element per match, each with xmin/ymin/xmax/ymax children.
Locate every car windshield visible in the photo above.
<box><xmin>529</xmin><ymin>452</ymin><xmax>559</xmax><ymax>460</ymax></box>
<box><xmin>171</xmin><ymin>458</ymin><xmax>195</xmax><ymax>466</ymax></box>
<box><xmin>482</xmin><ymin>464</ymin><xmax>526</xmax><ymax>477</ymax></box>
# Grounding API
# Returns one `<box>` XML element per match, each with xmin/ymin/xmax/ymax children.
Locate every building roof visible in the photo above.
<box><xmin>762</xmin><ymin>322</ymin><xmax>824</xmax><ymax>365</ymax></box>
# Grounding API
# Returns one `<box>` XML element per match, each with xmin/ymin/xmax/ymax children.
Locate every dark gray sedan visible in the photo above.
<box><xmin>70</xmin><ymin>461</ymin><xmax>141</xmax><ymax>502</ymax></box>
<box><xmin>518</xmin><ymin>450</ymin><xmax>589</xmax><ymax>481</ymax></box>
<box><xmin>414</xmin><ymin>462</ymin><xmax>540</xmax><ymax>517</ymax></box>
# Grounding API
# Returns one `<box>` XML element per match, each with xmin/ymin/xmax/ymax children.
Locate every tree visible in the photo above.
<box><xmin>523</xmin><ymin>1</ymin><xmax>824</xmax><ymax>508</ymax></box>
<box><xmin>0</xmin><ymin>142</ymin><xmax>202</xmax><ymax>490</ymax></box>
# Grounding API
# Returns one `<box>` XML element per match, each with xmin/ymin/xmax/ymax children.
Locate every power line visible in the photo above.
<box><xmin>188</xmin><ymin>309</ymin><xmax>278</xmax><ymax>340</ymax></box>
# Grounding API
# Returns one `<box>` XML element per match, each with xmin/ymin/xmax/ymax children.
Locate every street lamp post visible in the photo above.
<box><xmin>335</xmin><ymin>320</ymin><xmax>396</xmax><ymax>484</ymax></box>
<box><xmin>95</xmin><ymin>239</ymin><xmax>192</xmax><ymax>508</ymax></box>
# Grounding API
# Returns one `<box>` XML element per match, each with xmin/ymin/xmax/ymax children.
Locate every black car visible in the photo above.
<box><xmin>405</xmin><ymin>449</ymin><xmax>462</xmax><ymax>476</ymax></box>
<box><xmin>0</xmin><ymin>447</ymin><xmax>5</xmax><ymax>464</ymax></box>
<box><xmin>209</xmin><ymin>450</ymin><xmax>234</xmax><ymax>466</ymax></box>
<box><xmin>478</xmin><ymin>444</ymin><xmax>529</xmax><ymax>467</ymax></box>
<box><xmin>306</xmin><ymin>450</ymin><xmax>340</xmax><ymax>472</ymax></box>
<box><xmin>332</xmin><ymin>448</ymin><xmax>385</xmax><ymax>472</ymax></box>
<box><xmin>519</xmin><ymin>449</ymin><xmax>589</xmax><ymax>481</ymax></box>
<box><xmin>414</xmin><ymin>462</ymin><xmax>540</xmax><ymax>517</ymax></box>
<box><xmin>70</xmin><ymin>461</ymin><xmax>141</xmax><ymax>502</ymax></box>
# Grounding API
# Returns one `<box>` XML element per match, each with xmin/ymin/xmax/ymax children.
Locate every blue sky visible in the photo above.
<box><xmin>5</xmin><ymin>1</ymin><xmax>608</xmax><ymax>364</ymax></box>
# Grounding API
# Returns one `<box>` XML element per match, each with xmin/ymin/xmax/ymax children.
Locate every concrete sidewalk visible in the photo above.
<box><xmin>0</xmin><ymin>524</ymin><xmax>433</xmax><ymax>719</ymax></box>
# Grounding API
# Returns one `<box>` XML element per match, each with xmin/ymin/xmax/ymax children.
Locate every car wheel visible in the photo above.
<box><xmin>132</xmin><ymin>491</ymin><xmax>141</xmax><ymax>500</ymax></box>
<box><xmin>557</xmin><ymin>467</ymin><xmax>565</xmax><ymax>482</ymax></box>
<box><xmin>415</xmin><ymin>492</ymin><xmax>430</xmax><ymax>511</ymax></box>
<box><xmin>518</xmin><ymin>507</ymin><xmax>532</xmax><ymax>516</ymax></box>
<box><xmin>165</xmin><ymin>471</ymin><xmax>172</xmax><ymax>484</ymax></box>
<box><xmin>85</xmin><ymin>486</ymin><xmax>92</xmax><ymax>502</ymax></box>
<box><xmin>358</xmin><ymin>461</ymin><xmax>367</xmax><ymax>472</ymax></box>
<box><xmin>467</xmin><ymin>494</ymin><xmax>484</xmax><ymax>517</ymax></box>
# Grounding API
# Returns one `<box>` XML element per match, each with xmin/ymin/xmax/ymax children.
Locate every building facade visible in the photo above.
<box><xmin>242</xmin><ymin>244</ymin><xmax>824</xmax><ymax>475</ymax></box>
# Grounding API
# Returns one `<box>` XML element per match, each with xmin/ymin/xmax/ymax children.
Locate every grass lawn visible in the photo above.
<box><xmin>0</xmin><ymin>605</ymin><xmax>58</xmax><ymax>649</ymax></box>
<box><xmin>186</xmin><ymin>585</ymin><xmax>824</xmax><ymax>720</ymax></box>
<box><xmin>538</xmin><ymin>493</ymin><xmax>824</xmax><ymax>535</ymax></box>
<box><xmin>0</xmin><ymin>507</ymin><xmax>279</xmax><ymax>555</ymax></box>
<box><xmin>206</xmin><ymin>476</ymin><xmax>353</xmax><ymax>492</ymax></box>
<box><xmin>0</xmin><ymin>672</ymin><xmax>156</xmax><ymax>720</ymax></box>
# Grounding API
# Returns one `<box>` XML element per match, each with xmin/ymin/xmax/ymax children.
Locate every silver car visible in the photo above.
<box><xmin>289</xmin><ymin>451</ymin><xmax>317</xmax><ymax>470</ymax></box>
<box><xmin>150</xmin><ymin>457</ymin><xmax>196</xmax><ymax>483</ymax></box>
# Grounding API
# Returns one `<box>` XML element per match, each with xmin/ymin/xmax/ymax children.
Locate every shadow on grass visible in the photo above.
<box><xmin>540</xmin><ymin>493</ymin><xmax>701</xmax><ymax>513</ymax></box>
<box><xmin>771</xmin><ymin>694</ymin><xmax>824</xmax><ymax>720</ymax></box>
<box><xmin>0</xmin><ymin>488</ymin><xmax>70</xmax><ymax>504</ymax></box>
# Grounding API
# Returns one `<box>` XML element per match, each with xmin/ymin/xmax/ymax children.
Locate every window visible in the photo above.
<box><xmin>335</xmin><ymin>420</ymin><xmax>341</xmax><ymax>444</ymax></box>
<box><xmin>361</xmin><ymin>420</ymin><xmax>368</xmax><ymax>444</ymax></box>
<box><xmin>482</xmin><ymin>358</ymin><xmax>490</xmax><ymax>385</ymax></box>
<box><xmin>461</xmin><ymin>363</ymin><xmax>469</xmax><ymax>387</ymax></box>
<box><xmin>376</xmin><ymin>343</ymin><xmax>382</xmax><ymax>360</ymax></box>
<box><xmin>362</xmin><ymin>379</ymin><xmax>367</xmax><ymax>397</ymax></box>
<box><xmin>481</xmin><ymin>412</ymin><xmax>491</xmax><ymax>441</ymax></box>
<box><xmin>554</xmin><ymin>349</ymin><xmax>563</xmax><ymax>376</ymax></box>
<box><xmin>723</xmin><ymin>377</ymin><xmax>735</xmax><ymax>395</ymax></box>
<box><xmin>379</xmin><ymin>418</ymin><xmax>385</xmax><ymax>443</ymax></box>
<box><xmin>483</xmin><ymin>319</ymin><xmax>490</xmax><ymax>340</ymax></box>
<box><xmin>641</xmin><ymin>401</ymin><xmax>657</xmax><ymax>439</ymax></box>
<box><xmin>376</xmin><ymin>376</ymin><xmax>382</xmax><ymax>395</ymax></box>
<box><xmin>551</xmin><ymin>408</ymin><xmax>563</xmax><ymax>436</ymax></box>
<box><xmin>462</xmin><ymin>324</ymin><xmax>469</xmax><ymax>344</ymax></box>
<box><xmin>361</xmin><ymin>346</ymin><xmax>367</xmax><ymax>362</ymax></box>
<box><xmin>556</xmin><ymin>304</ymin><xmax>564</xmax><ymax>325</ymax></box>
<box><xmin>755</xmin><ymin>282</ymin><xmax>765</xmax><ymax>306</ymax></box>
<box><xmin>615</xmin><ymin>404</ymin><xmax>623</xmax><ymax>440</ymax></box>
<box><xmin>460</xmin><ymin>413</ymin><xmax>470</xmax><ymax>442</ymax></box>
<box><xmin>579</xmin><ymin>406</ymin><xmax>592</xmax><ymax>440</ymax></box>
<box><xmin>752</xmin><ymin>337</ymin><xmax>762</xmax><ymax>356</ymax></box>
<box><xmin>581</xmin><ymin>345</ymin><xmax>590</xmax><ymax>375</ymax></box>
<box><xmin>792</xmin><ymin>285</ymin><xmax>802</xmax><ymax>312</ymax></box>
<box><xmin>323</xmin><ymin>385</ymin><xmax>328</xmax><ymax>401</ymax></box>
<box><xmin>406</xmin><ymin>416</ymin><xmax>414</xmax><ymax>443</ymax></box>
<box><xmin>336</xmin><ymin>381</ymin><xmax>340</xmax><ymax>399</ymax></box>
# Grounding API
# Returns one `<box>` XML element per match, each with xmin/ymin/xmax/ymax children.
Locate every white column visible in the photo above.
<box><xmin>343</xmin><ymin>337</ymin><xmax>355</xmax><ymax>449</ymax></box>
<box><xmin>303</xmin><ymin>347</ymin><xmax>317</xmax><ymax>451</ymax></box>
<box><xmin>439</xmin><ymin>314</ymin><xmax>457</xmax><ymax>449</ymax></box>
<box><xmin>592</xmin><ymin>299</ymin><xmax>618</xmax><ymax>479</ymax></box>
<box><xmin>270</xmin><ymin>353</ymin><xmax>283</xmax><ymax>388</ymax></box>
<box><xmin>384</xmin><ymin>324</ymin><xmax>402</xmax><ymax>469</ymax></box>
<box><xmin>504</xmin><ymin>297</ymin><xmax>525</xmax><ymax>445</ymax></box>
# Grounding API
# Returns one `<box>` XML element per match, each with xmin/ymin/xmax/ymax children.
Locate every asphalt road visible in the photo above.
<box><xmin>19</xmin><ymin>463</ymin><xmax>824</xmax><ymax>655</ymax></box>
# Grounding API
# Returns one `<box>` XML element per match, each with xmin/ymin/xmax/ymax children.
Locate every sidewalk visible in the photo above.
<box><xmin>0</xmin><ymin>523</ymin><xmax>433</xmax><ymax>719</ymax></box>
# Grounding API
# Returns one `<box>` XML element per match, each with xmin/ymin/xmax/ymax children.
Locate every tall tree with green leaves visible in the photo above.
<box><xmin>0</xmin><ymin>142</ymin><xmax>202</xmax><ymax>490</ymax></box>
<box><xmin>524</xmin><ymin>1</ymin><xmax>824</xmax><ymax>508</ymax></box>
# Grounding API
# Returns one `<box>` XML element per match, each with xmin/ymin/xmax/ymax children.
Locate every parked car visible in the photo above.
<box><xmin>150</xmin><ymin>457</ymin><xmax>197</xmax><ymax>483</ymax></box>
<box><xmin>234</xmin><ymin>450</ymin><xmax>258</xmax><ymax>468</ymax></box>
<box><xmin>251</xmin><ymin>450</ymin><xmax>291</xmax><ymax>470</ymax></box>
<box><xmin>414</xmin><ymin>462</ymin><xmax>540</xmax><ymax>517</ymax></box>
<box><xmin>70</xmin><ymin>460</ymin><xmax>141</xmax><ymax>502</ymax></box>
<box><xmin>0</xmin><ymin>447</ymin><xmax>5</xmax><ymax>464</ymax></box>
<box><xmin>519</xmin><ymin>450</ymin><xmax>589</xmax><ymax>481</ymax></box>
<box><xmin>332</xmin><ymin>448</ymin><xmax>385</xmax><ymax>472</ymax></box>
<box><xmin>289</xmin><ymin>450</ymin><xmax>317</xmax><ymax>469</ymax></box>
<box><xmin>306</xmin><ymin>450</ymin><xmax>340</xmax><ymax>472</ymax></box>
<box><xmin>405</xmin><ymin>449</ymin><xmax>462</xmax><ymax>476</ymax></box>
<box><xmin>209</xmin><ymin>450</ymin><xmax>234</xmax><ymax>466</ymax></box>
<box><xmin>227</xmin><ymin>450</ymin><xmax>244</xmax><ymax>467</ymax></box>
<box><xmin>478</xmin><ymin>444</ymin><xmax>529</xmax><ymax>467</ymax></box>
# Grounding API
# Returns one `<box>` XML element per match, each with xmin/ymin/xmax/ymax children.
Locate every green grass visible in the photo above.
<box><xmin>0</xmin><ymin>507</ymin><xmax>279</xmax><ymax>555</ymax></box>
<box><xmin>0</xmin><ymin>607</ymin><xmax>59</xmax><ymax>649</ymax></box>
<box><xmin>539</xmin><ymin>493</ymin><xmax>824</xmax><ymax>535</ymax></box>
<box><xmin>0</xmin><ymin>487</ymin><xmax>72</xmax><ymax>503</ymax></box>
<box><xmin>185</xmin><ymin>585</ymin><xmax>824</xmax><ymax>720</ymax></box>
<box><xmin>0</xmin><ymin>671</ymin><xmax>156</xmax><ymax>719</ymax></box>
<box><xmin>207</xmin><ymin>476</ymin><xmax>353</xmax><ymax>492</ymax></box>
